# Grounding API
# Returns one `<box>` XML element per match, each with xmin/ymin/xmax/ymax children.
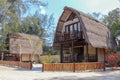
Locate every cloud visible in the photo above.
<box><xmin>39</xmin><ymin>6</ymin><xmax>46</xmax><ymax>15</ymax></box>
<box><xmin>83</xmin><ymin>0</ymin><xmax>120</xmax><ymax>14</ymax></box>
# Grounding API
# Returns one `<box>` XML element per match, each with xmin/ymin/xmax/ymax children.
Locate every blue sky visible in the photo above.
<box><xmin>39</xmin><ymin>0</ymin><xmax>120</xmax><ymax>26</ymax></box>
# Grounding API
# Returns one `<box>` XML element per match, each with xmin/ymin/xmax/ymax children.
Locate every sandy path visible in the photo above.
<box><xmin>0</xmin><ymin>64</ymin><xmax>120</xmax><ymax>80</ymax></box>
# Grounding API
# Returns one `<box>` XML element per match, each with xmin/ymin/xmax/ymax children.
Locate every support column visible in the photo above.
<box><xmin>95</xmin><ymin>48</ymin><xmax>98</xmax><ymax>61</ymax></box>
<box><xmin>71</xmin><ymin>41</ymin><xmax>74</xmax><ymax>63</ymax></box>
<box><xmin>29</xmin><ymin>54</ymin><xmax>31</xmax><ymax>62</ymax></box>
<box><xmin>71</xmin><ymin>41</ymin><xmax>75</xmax><ymax>72</ymax></box>
<box><xmin>86</xmin><ymin>44</ymin><xmax>89</xmax><ymax>62</ymax></box>
<box><xmin>1</xmin><ymin>52</ymin><xmax>4</xmax><ymax>60</ymax></box>
<box><xmin>20</xmin><ymin>54</ymin><xmax>22</xmax><ymax>62</ymax></box>
<box><xmin>60</xmin><ymin>44</ymin><xmax>63</xmax><ymax>63</ymax></box>
<box><xmin>103</xmin><ymin>49</ymin><xmax>106</xmax><ymax>71</ymax></box>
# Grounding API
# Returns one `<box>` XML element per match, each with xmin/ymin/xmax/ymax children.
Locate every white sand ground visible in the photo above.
<box><xmin>0</xmin><ymin>64</ymin><xmax>120</xmax><ymax>80</ymax></box>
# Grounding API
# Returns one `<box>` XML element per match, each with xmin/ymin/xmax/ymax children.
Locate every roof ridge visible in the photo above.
<box><xmin>64</xmin><ymin>6</ymin><xmax>107</xmax><ymax>27</ymax></box>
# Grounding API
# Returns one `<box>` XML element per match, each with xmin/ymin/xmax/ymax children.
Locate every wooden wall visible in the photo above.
<box><xmin>43</xmin><ymin>62</ymin><xmax>105</xmax><ymax>72</ymax></box>
<box><xmin>84</xmin><ymin>46</ymin><xmax>96</xmax><ymax>60</ymax></box>
<box><xmin>88</xmin><ymin>46</ymin><xmax>96</xmax><ymax>55</ymax></box>
<box><xmin>21</xmin><ymin>54</ymin><xmax>40</xmax><ymax>62</ymax></box>
<box><xmin>97</xmin><ymin>48</ymin><xmax>104</xmax><ymax>62</ymax></box>
<box><xmin>21</xmin><ymin>54</ymin><xmax>30</xmax><ymax>61</ymax></box>
<box><xmin>84</xmin><ymin>46</ymin><xmax>104</xmax><ymax>62</ymax></box>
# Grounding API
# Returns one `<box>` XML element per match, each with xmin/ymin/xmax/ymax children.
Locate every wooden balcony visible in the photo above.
<box><xmin>55</xmin><ymin>31</ymin><xmax>82</xmax><ymax>43</ymax></box>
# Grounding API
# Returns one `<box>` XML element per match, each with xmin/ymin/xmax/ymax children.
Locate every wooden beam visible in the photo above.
<box><xmin>20</xmin><ymin>54</ymin><xmax>22</xmax><ymax>62</ymax></box>
<box><xmin>71</xmin><ymin>41</ymin><xmax>74</xmax><ymax>62</ymax></box>
<box><xmin>60</xmin><ymin>20</ymin><xmax>65</xmax><ymax>23</ymax></box>
<box><xmin>103</xmin><ymin>49</ymin><xmax>106</xmax><ymax>71</ymax></box>
<box><xmin>29</xmin><ymin>54</ymin><xmax>31</xmax><ymax>62</ymax></box>
<box><xmin>95</xmin><ymin>48</ymin><xmax>98</xmax><ymax>61</ymax></box>
<box><xmin>73</xmin><ymin>45</ymin><xmax>84</xmax><ymax>48</ymax></box>
<box><xmin>1</xmin><ymin>52</ymin><xmax>4</xmax><ymax>60</ymax></box>
<box><xmin>86</xmin><ymin>44</ymin><xmax>89</xmax><ymax>62</ymax></box>
<box><xmin>56</xmin><ymin>39</ymin><xmax>86</xmax><ymax>44</ymax></box>
<box><xmin>76</xmin><ymin>23</ymin><xmax>78</xmax><ymax>38</ymax></box>
<box><xmin>60</xmin><ymin>44</ymin><xmax>63</xmax><ymax>63</ymax></box>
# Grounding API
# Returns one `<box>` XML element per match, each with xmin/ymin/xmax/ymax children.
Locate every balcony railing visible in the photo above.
<box><xmin>55</xmin><ymin>31</ymin><xmax>82</xmax><ymax>43</ymax></box>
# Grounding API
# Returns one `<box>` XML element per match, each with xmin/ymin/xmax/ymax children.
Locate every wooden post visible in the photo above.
<box><xmin>86</xmin><ymin>44</ymin><xmax>89</xmax><ymax>62</ymax></box>
<box><xmin>19</xmin><ymin>44</ymin><xmax>22</xmax><ymax>62</ymax></box>
<box><xmin>71</xmin><ymin>41</ymin><xmax>75</xmax><ymax>72</ymax></box>
<box><xmin>103</xmin><ymin>49</ymin><xmax>106</xmax><ymax>71</ymax></box>
<box><xmin>20</xmin><ymin>54</ymin><xmax>22</xmax><ymax>62</ymax></box>
<box><xmin>42</xmin><ymin>64</ymin><xmax>44</xmax><ymax>72</ymax></box>
<box><xmin>1</xmin><ymin>52</ymin><xmax>4</xmax><ymax>60</ymax></box>
<box><xmin>29</xmin><ymin>54</ymin><xmax>31</xmax><ymax>62</ymax></box>
<box><xmin>73</xmin><ymin>63</ymin><xmax>75</xmax><ymax>72</ymax></box>
<box><xmin>60</xmin><ymin>44</ymin><xmax>63</xmax><ymax>63</ymax></box>
<box><xmin>71</xmin><ymin>41</ymin><xmax>74</xmax><ymax>63</ymax></box>
<box><xmin>95</xmin><ymin>48</ymin><xmax>98</xmax><ymax>61</ymax></box>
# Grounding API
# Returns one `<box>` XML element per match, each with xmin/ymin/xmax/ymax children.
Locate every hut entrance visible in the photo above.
<box><xmin>74</xmin><ymin>47</ymin><xmax>84</xmax><ymax>62</ymax></box>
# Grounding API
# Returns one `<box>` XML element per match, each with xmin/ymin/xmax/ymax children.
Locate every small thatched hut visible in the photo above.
<box><xmin>7</xmin><ymin>33</ymin><xmax>42</xmax><ymax>62</ymax></box>
<box><xmin>53</xmin><ymin>7</ymin><xmax>116</xmax><ymax>63</ymax></box>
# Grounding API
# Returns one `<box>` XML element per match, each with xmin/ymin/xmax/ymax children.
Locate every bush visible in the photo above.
<box><xmin>51</xmin><ymin>59</ymin><xmax>58</xmax><ymax>63</ymax></box>
<box><xmin>41</xmin><ymin>55</ymin><xmax>57</xmax><ymax>63</ymax></box>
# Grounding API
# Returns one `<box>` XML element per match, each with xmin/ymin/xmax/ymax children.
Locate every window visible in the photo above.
<box><xmin>65</xmin><ymin>26</ymin><xmax>68</xmax><ymax>33</ymax></box>
<box><xmin>70</xmin><ymin>25</ymin><xmax>73</xmax><ymax>31</ymax></box>
<box><xmin>74</xmin><ymin>24</ymin><xmax>77</xmax><ymax>31</ymax></box>
<box><xmin>65</xmin><ymin>22</ymin><xmax>80</xmax><ymax>33</ymax></box>
<box><xmin>78</xmin><ymin>23</ymin><xmax>80</xmax><ymax>31</ymax></box>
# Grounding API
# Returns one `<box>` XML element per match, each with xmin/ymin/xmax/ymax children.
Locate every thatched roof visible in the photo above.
<box><xmin>8</xmin><ymin>33</ymin><xmax>42</xmax><ymax>54</ymax></box>
<box><xmin>53</xmin><ymin>6</ymin><xmax>116</xmax><ymax>50</ymax></box>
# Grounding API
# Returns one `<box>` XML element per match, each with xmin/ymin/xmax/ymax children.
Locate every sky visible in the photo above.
<box><xmin>39</xmin><ymin>0</ymin><xmax>120</xmax><ymax>26</ymax></box>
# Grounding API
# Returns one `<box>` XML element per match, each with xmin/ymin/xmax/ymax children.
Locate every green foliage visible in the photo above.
<box><xmin>103</xmin><ymin>8</ymin><xmax>120</xmax><ymax>26</ymax></box>
<box><xmin>20</xmin><ymin>16</ymin><xmax>45</xmax><ymax>38</ymax></box>
<box><xmin>0</xmin><ymin>36</ymin><xmax>8</xmax><ymax>52</ymax></box>
<box><xmin>0</xmin><ymin>0</ymin><xmax>45</xmax><ymax>51</ymax></box>
<box><xmin>0</xmin><ymin>0</ymin><xmax>55</xmax><ymax>53</ymax></box>
<box><xmin>110</xmin><ymin>18</ymin><xmax>120</xmax><ymax>37</ymax></box>
<box><xmin>41</xmin><ymin>55</ymin><xmax>57</xmax><ymax>63</ymax></box>
<box><xmin>43</xmin><ymin>45</ymin><xmax>59</xmax><ymax>55</ymax></box>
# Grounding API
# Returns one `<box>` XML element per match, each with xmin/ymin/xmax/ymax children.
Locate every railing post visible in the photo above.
<box><xmin>86</xmin><ymin>44</ymin><xmax>89</xmax><ymax>62</ymax></box>
<box><xmin>73</xmin><ymin>63</ymin><xmax>75</xmax><ymax>72</ymax></box>
<box><xmin>103</xmin><ymin>49</ymin><xmax>106</xmax><ymax>71</ymax></box>
<box><xmin>60</xmin><ymin>44</ymin><xmax>63</xmax><ymax>63</ymax></box>
<box><xmin>30</xmin><ymin>62</ymin><xmax>32</xmax><ymax>70</ymax></box>
<box><xmin>42</xmin><ymin>64</ymin><xmax>44</xmax><ymax>72</ymax></box>
<box><xmin>1</xmin><ymin>52</ymin><xmax>4</xmax><ymax>60</ymax></box>
<box><xmin>95</xmin><ymin>48</ymin><xmax>98</xmax><ymax>61</ymax></box>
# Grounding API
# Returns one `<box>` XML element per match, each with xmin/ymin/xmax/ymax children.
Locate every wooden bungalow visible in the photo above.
<box><xmin>53</xmin><ymin>7</ymin><xmax>116</xmax><ymax>63</ymax></box>
<box><xmin>5</xmin><ymin>33</ymin><xmax>42</xmax><ymax>62</ymax></box>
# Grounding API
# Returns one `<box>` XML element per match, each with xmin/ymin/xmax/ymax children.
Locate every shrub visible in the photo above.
<box><xmin>41</xmin><ymin>55</ymin><xmax>57</xmax><ymax>63</ymax></box>
<box><xmin>51</xmin><ymin>59</ymin><xmax>58</xmax><ymax>63</ymax></box>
